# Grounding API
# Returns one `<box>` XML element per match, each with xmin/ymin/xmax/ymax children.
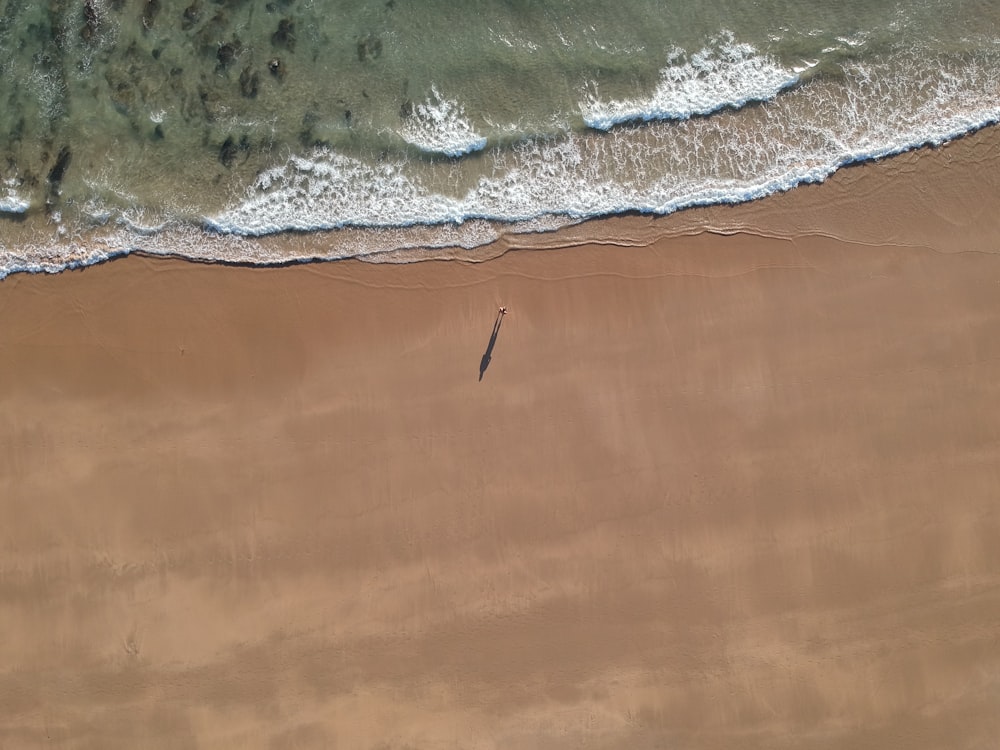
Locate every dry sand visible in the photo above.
<box><xmin>2</xmin><ymin>129</ymin><xmax>1000</xmax><ymax>749</ymax></box>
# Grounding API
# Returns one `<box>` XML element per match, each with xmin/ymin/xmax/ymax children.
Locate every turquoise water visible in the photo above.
<box><xmin>0</xmin><ymin>0</ymin><xmax>998</xmax><ymax>275</ymax></box>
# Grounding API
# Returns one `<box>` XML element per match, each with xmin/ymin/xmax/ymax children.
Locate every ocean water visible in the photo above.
<box><xmin>0</xmin><ymin>0</ymin><xmax>998</xmax><ymax>276</ymax></box>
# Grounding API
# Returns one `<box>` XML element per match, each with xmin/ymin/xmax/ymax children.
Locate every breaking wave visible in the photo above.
<box><xmin>581</xmin><ymin>32</ymin><xmax>803</xmax><ymax>130</ymax></box>
<box><xmin>2</xmin><ymin>38</ymin><xmax>1000</xmax><ymax>279</ymax></box>
<box><xmin>206</xmin><ymin>47</ymin><xmax>1000</xmax><ymax>236</ymax></box>
<box><xmin>398</xmin><ymin>87</ymin><xmax>488</xmax><ymax>157</ymax></box>
<box><xmin>0</xmin><ymin>181</ymin><xmax>30</xmax><ymax>215</ymax></box>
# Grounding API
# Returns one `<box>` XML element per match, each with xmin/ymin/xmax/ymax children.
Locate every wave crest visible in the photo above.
<box><xmin>4</xmin><ymin>42</ymin><xmax>1000</xmax><ymax>278</ymax></box>
<box><xmin>581</xmin><ymin>31</ymin><xmax>802</xmax><ymax>130</ymax></box>
<box><xmin>399</xmin><ymin>87</ymin><xmax>488</xmax><ymax>157</ymax></box>
<box><xmin>0</xmin><ymin>181</ymin><xmax>30</xmax><ymax>214</ymax></box>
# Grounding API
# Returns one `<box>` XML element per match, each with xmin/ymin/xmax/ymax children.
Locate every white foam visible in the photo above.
<box><xmin>206</xmin><ymin>150</ymin><xmax>467</xmax><ymax>234</ymax></box>
<box><xmin>582</xmin><ymin>31</ymin><xmax>802</xmax><ymax>130</ymax></box>
<box><xmin>399</xmin><ymin>87</ymin><xmax>488</xmax><ymax>157</ymax></box>
<box><xmin>4</xmin><ymin>42</ymin><xmax>1000</xmax><ymax>280</ymax></box>
<box><xmin>0</xmin><ymin>190</ymin><xmax>29</xmax><ymax>214</ymax></box>
<box><xmin>205</xmin><ymin>43</ymin><xmax>1000</xmax><ymax>238</ymax></box>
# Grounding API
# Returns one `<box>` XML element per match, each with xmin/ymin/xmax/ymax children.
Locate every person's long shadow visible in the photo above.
<box><xmin>479</xmin><ymin>312</ymin><xmax>504</xmax><ymax>381</ymax></box>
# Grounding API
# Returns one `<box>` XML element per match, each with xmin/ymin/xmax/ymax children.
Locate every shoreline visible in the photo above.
<box><xmin>2</xmin><ymin>121</ymin><xmax>1000</xmax><ymax>281</ymax></box>
<box><xmin>1</xmin><ymin>118</ymin><xmax>1000</xmax><ymax>748</ymax></box>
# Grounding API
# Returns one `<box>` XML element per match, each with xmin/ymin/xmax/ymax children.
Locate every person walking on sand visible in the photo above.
<box><xmin>499</xmin><ymin>306</ymin><xmax>508</xmax><ymax>316</ymax></box>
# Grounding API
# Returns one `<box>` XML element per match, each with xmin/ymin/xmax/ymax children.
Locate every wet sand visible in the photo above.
<box><xmin>2</xmin><ymin>129</ymin><xmax>1000</xmax><ymax>749</ymax></box>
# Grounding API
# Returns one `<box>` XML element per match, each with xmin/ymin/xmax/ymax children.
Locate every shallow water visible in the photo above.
<box><xmin>0</xmin><ymin>0</ymin><xmax>998</xmax><ymax>276</ymax></box>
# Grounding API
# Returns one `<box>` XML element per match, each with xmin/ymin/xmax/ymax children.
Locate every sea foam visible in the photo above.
<box><xmin>581</xmin><ymin>32</ymin><xmax>802</xmax><ymax>130</ymax></box>
<box><xmin>399</xmin><ymin>87</ymin><xmax>488</xmax><ymax>157</ymax></box>
<box><xmin>206</xmin><ymin>45</ymin><xmax>1000</xmax><ymax>239</ymax></box>
<box><xmin>0</xmin><ymin>181</ymin><xmax>29</xmax><ymax>214</ymax></box>
<box><xmin>0</xmin><ymin>194</ymin><xmax>29</xmax><ymax>214</ymax></box>
<box><xmin>4</xmin><ymin>42</ymin><xmax>1000</xmax><ymax>279</ymax></box>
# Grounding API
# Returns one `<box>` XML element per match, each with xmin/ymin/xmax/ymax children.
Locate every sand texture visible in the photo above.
<box><xmin>2</xmin><ymin>130</ymin><xmax>1000</xmax><ymax>748</ymax></box>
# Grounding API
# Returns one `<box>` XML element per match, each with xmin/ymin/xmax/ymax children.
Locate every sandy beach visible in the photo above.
<box><xmin>2</xmin><ymin>127</ymin><xmax>1000</xmax><ymax>749</ymax></box>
